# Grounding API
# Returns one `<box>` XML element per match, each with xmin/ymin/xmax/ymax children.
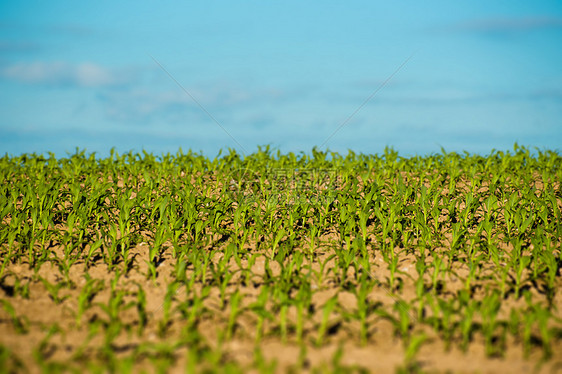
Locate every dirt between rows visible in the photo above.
<box><xmin>1</xmin><ymin>232</ymin><xmax>562</xmax><ymax>374</ymax></box>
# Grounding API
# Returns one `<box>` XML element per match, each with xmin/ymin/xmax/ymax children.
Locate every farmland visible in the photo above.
<box><xmin>1</xmin><ymin>145</ymin><xmax>561</xmax><ymax>373</ymax></box>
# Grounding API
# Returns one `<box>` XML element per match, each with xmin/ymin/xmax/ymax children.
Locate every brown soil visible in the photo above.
<box><xmin>1</xmin><ymin>170</ymin><xmax>561</xmax><ymax>373</ymax></box>
<box><xmin>2</xmin><ymin>235</ymin><xmax>562</xmax><ymax>374</ymax></box>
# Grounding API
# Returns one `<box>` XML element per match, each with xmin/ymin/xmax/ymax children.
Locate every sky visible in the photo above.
<box><xmin>1</xmin><ymin>1</ymin><xmax>561</xmax><ymax>158</ymax></box>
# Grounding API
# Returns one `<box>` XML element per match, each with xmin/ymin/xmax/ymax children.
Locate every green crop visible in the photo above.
<box><xmin>0</xmin><ymin>144</ymin><xmax>561</xmax><ymax>373</ymax></box>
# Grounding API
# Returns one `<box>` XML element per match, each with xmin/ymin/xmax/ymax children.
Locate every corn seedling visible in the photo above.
<box><xmin>1</xmin><ymin>146</ymin><xmax>561</xmax><ymax>373</ymax></box>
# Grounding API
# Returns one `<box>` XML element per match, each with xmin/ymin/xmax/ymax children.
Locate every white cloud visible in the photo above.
<box><xmin>0</xmin><ymin>61</ymin><xmax>131</xmax><ymax>88</ymax></box>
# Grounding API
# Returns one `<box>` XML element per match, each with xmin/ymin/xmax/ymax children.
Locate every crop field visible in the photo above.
<box><xmin>1</xmin><ymin>145</ymin><xmax>561</xmax><ymax>373</ymax></box>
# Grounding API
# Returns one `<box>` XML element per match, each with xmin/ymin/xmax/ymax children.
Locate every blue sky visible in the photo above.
<box><xmin>1</xmin><ymin>1</ymin><xmax>561</xmax><ymax>158</ymax></box>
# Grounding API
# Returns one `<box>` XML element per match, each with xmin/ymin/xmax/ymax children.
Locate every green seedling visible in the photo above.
<box><xmin>295</xmin><ymin>283</ymin><xmax>312</xmax><ymax>344</ymax></box>
<box><xmin>249</xmin><ymin>285</ymin><xmax>274</xmax><ymax>344</ymax></box>
<box><xmin>226</xmin><ymin>290</ymin><xmax>242</xmax><ymax>340</ymax></box>
<box><xmin>399</xmin><ymin>333</ymin><xmax>427</xmax><ymax>374</ymax></box>
<box><xmin>0</xmin><ymin>145</ymin><xmax>561</xmax><ymax>372</ymax></box>
<box><xmin>525</xmin><ymin>292</ymin><xmax>554</xmax><ymax>359</ymax></box>
<box><xmin>316</xmin><ymin>296</ymin><xmax>338</xmax><ymax>347</ymax></box>
<box><xmin>0</xmin><ymin>299</ymin><xmax>29</xmax><ymax>334</ymax></box>
<box><xmin>459</xmin><ymin>291</ymin><xmax>477</xmax><ymax>352</ymax></box>
<box><xmin>135</xmin><ymin>283</ymin><xmax>148</xmax><ymax>336</ymax></box>
<box><xmin>158</xmin><ymin>281</ymin><xmax>180</xmax><ymax>336</ymax></box>
<box><xmin>430</xmin><ymin>256</ymin><xmax>445</xmax><ymax>293</ymax></box>
<box><xmin>480</xmin><ymin>290</ymin><xmax>502</xmax><ymax>357</ymax></box>
<box><xmin>75</xmin><ymin>275</ymin><xmax>104</xmax><ymax>327</ymax></box>
<box><xmin>40</xmin><ymin>277</ymin><xmax>70</xmax><ymax>305</ymax></box>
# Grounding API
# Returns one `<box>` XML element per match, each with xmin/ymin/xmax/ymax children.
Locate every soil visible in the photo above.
<box><xmin>1</xmin><ymin>236</ymin><xmax>561</xmax><ymax>373</ymax></box>
<box><xmin>1</xmin><ymin>170</ymin><xmax>561</xmax><ymax>373</ymax></box>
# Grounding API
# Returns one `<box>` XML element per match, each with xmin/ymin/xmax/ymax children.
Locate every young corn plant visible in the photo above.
<box><xmin>1</xmin><ymin>146</ymin><xmax>562</xmax><ymax>372</ymax></box>
<box><xmin>316</xmin><ymin>296</ymin><xmax>338</xmax><ymax>347</ymax></box>
<box><xmin>40</xmin><ymin>277</ymin><xmax>70</xmax><ymax>305</ymax></box>
<box><xmin>480</xmin><ymin>290</ymin><xmax>503</xmax><ymax>357</ymax></box>
<box><xmin>353</xmin><ymin>274</ymin><xmax>378</xmax><ymax>346</ymax></box>
<box><xmin>249</xmin><ymin>285</ymin><xmax>274</xmax><ymax>344</ymax></box>
<box><xmin>458</xmin><ymin>291</ymin><xmax>477</xmax><ymax>352</ymax></box>
<box><xmin>397</xmin><ymin>333</ymin><xmax>427</xmax><ymax>374</ymax></box>
<box><xmin>225</xmin><ymin>290</ymin><xmax>242</xmax><ymax>340</ymax></box>
<box><xmin>0</xmin><ymin>299</ymin><xmax>29</xmax><ymax>334</ymax></box>
<box><xmin>75</xmin><ymin>275</ymin><xmax>104</xmax><ymax>327</ymax></box>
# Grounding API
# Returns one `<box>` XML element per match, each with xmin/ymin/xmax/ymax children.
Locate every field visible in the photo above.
<box><xmin>1</xmin><ymin>145</ymin><xmax>561</xmax><ymax>373</ymax></box>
